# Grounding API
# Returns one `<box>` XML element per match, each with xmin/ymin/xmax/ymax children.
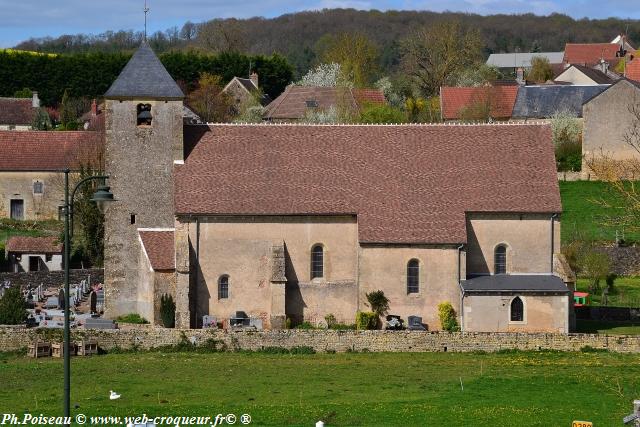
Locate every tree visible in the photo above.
<box><xmin>550</xmin><ymin>110</ymin><xmax>582</xmax><ymax>171</ymax></box>
<box><xmin>296</xmin><ymin>63</ymin><xmax>349</xmax><ymax>88</ymax></box>
<box><xmin>318</xmin><ymin>32</ymin><xmax>379</xmax><ymax>87</ymax></box>
<box><xmin>577</xmin><ymin>249</ymin><xmax>611</xmax><ymax>293</ymax></box>
<box><xmin>0</xmin><ymin>287</ymin><xmax>27</xmax><ymax>325</ymax></box>
<box><xmin>198</xmin><ymin>19</ymin><xmax>248</xmax><ymax>53</ymax></box>
<box><xmin>180</xmin><ymin>21</ymin><xmax>198</xmax><ymax>41</ymax></box>
<box><xmin>365</xmin><ymin>290</ymin><xmax>390</xmax><ymax>317</ymax></box>
<box><xmin>59</xmin><ymin>89</ymin><xmax>78</xmax><ymax>130</ymax></box>
<box><xmin>187</xmin><ymin>73</ymin><xmax>232</xmax><ymax>123</ymax></box>
<box><xmin>401</xmin><ymin>20</ymin><xmax>483</xmax><ymax>97</ymax></box>
<box><xmin>72</xmin><ymin>166</ymin><xmax>106</xmax><ymax>267</ymax></box>
<box><xmin>438</xmin><ymin>301</ymin><xmax>460</xmax><ymax>332</ymax></box>
<box><xmin>31</xmin><ymin>108</ymin><xmax>52</xmax><ymax>130</ymax></box>
<box><xmin>359</xmin><ymin>103</ymin><xmax>407</xmax><ymax>124</ymax></box>
<box><xmin>451</xmin><ymin>64</ymin><xmax>502</xmax><ymax>87</ymax></box>
<box><xmin>160</xmin><ymin>294</ymin><xmax>176</xmax><ymax>328</ymax></box>
<box><xmin>13</xmin><ymin>87</ymin><xmax>32</xmax><ymax>98</ymax></box>
<box><xmin>527</xmin><ymin>57</ymin><xmax>554</xmax><ymax>83</ymax></box>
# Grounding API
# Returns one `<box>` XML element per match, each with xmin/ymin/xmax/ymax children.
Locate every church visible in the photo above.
<box><xmin>102</xmin><ymin>43</ymin><xmax>573</xmax><ymax>333</ymax></box>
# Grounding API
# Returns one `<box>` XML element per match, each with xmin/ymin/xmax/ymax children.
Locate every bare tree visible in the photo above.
<box><xmin>198</xmin><ymin>19</ymin><xmax>248</xmax><ymax>53</ymax></box>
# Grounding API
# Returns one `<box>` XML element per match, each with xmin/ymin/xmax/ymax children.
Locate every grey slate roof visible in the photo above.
<box><xmin>461</xmin><ymin>275</ymin><xmax>569</xmax><ymax>293</ymax></box>
<box><xmin>486</xmin><ymin>52</ymin><xmax>565</xmax><ymax>68</ymax></box>
<box><xmin>511</xmin><ymin>84</ymin><xmax>609</xmax><ymax>118</ymax></box>
<box><xmin>105</xmin><ymin>42</ymin><xmax>183</xmax><ymax>99</ymax></box>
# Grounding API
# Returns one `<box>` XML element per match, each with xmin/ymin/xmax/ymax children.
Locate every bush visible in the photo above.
<box><xmin>295</xmin><ymin>321</ymin><xmax>319</xmax><ymax>330</ymax></box>
<box><xmin>555</xmin><ymin>140</ymin><xmax>582</xmax><ymax>172</ymax></box>
<box><xmin>115</xmin><ymin>313</ymin><xmax>149</xmax><ymax>324</ymax></box>
<box><xmin>356</xmin><ymin>311</ymin><xmax>377</xmax><ymax>330</ymax></box>
<box><xmin>438</xmin><ymin>301</ymin><xmax>460</xmax><ymax>332</ymax></box>
<box><xmin>329</xmin><ymin>323</ymin><xmax>356</xmax><ymax>330</ymax></box>
<box><xmin>606</xmin><ymin>273</ymin><xmax>617</xmax><ymax>290</ymax></box>
<box><xmin>577</xmin><ymin>250</ymin><xmax>611</xmax><ymax>292</ymax></box>
<box><xmin>160</xmin><ymin>294</ymin><xmax>176</xmax><ymax>328</ymax></box>
<box><xmin>0</xmin><ymin>287</ymin><xmax>27</xmax><ymax>325</ymax></box>
<box><xmin>366</xmin><ymin>290</ymin><xmax>389</xmax><ymax>317</ymax></box>
<box><xmin>324</xmin><ymin>313</ymin><xmax>336</xmax><ymax>328</ymax></box>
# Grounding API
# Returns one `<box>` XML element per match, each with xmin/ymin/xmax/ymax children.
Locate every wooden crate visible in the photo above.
<box><xmin>27</xmin><ymin>340</ymin><xmax>51</xmax><ymax>358</ymax></box>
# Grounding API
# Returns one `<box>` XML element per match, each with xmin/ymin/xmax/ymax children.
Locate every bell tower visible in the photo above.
<box><xmin>103</xmin><ymin>42</ymin><xmax>184</xmax><ymax>319</ymax></box>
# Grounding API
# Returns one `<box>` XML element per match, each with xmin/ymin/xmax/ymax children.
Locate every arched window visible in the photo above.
<box><xmin>494</xmin><ymin>245</ymin><xmax>507</xmax><ymax>275</ymax></box>
<box><xmin>510</xmin><ymin>296</ymin><xmax>523</xmax><ymax>322</ymax></box>
<box><xmin>407</xmin><ymin>259</ymin><xmax>419</xmax><ymax>294</ymax></box>
<box><xmin>136</xmin><ymin>103</ymin><xmax>152</xmax><ymax>126</ymax></box>
<box><xmin>218</xmin><ymin>275</ymin><xmax>229</xmax><ymax>299</ymax></box>
<box><xmin>311</xmin><ymin>245</ymin><xmax>324</xmax><ymax>279</ymax></box>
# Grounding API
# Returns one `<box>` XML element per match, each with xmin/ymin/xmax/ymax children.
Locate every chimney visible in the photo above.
<box><xmin>91</xmin><ymin>99</ymin><xmax>98</xmax><ymax>116</ymax></box>
<box><xmin>250</xmin><ymin>72</ymin><xmax>259</xmax><ymax>88</ymax></box>
<box><xmin>600</xmin><ymin>59</ymin><xmax>609</xmax><ymax>74</ymax></box>
<box><xmin>516</xmin><ymin>67</ymin><xmax>525</xmax><ymax>85</ymax></box>
<box><xmin>32</xmin><ymin>92</ymin><xmax>40</xmax><ymax>108</ymax></box>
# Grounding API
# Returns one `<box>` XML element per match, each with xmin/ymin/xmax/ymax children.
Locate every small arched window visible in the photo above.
<box><xmin>510</xmin><ymin>296</ymin><xmax>523</xmax><ymax>322</ymax></box>
<box><xmin>33</xmin><ymin>181</ymin><xmax>44</xmax><ymax>194</ymax></box>
<box><xmin>494</xmin><ymin>245</ymin><xmax>507</xmax><ymax>275</ymax></box>
<box><xmin>311</xmin><ymin>245</ymin><xmax>324</xmax><ymax>279</ymax></box>
<box><xmin>407</xmin><ymin>259</ymin><xmax>419</xmax><ymax>294</ymax></box>
<box><xmin>218</xmin><ymin>275</ymin><xmax>229</xmax><ymax>299</ymax></box>
<box><xmin>136</xmin><ymin>103</ymin><xmax>152</xmax><ymax>126</ymax></box>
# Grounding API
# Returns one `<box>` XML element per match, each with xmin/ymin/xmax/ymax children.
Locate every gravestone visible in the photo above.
<box><xmin>89</xmin><ymin>291</ymin><xmax>97</xmax><ymax>314</ymax></box>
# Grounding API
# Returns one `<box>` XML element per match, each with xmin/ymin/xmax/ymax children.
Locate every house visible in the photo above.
<box><xmin>440</xmin><ymin>85</ymin><xmax>519</xmax><ymax>121</ymax></box>
<box><xmin>5</xmin><ymin>236</ymin><xmax>63</xmax><ymax>272</ymax></box>
<box><xmin>625</xmin><ymin>58</ymin><xmax>640</xmax><ymax>82</ymax></box>
<box><xmin>80</xmin><ymin>100</ymin><xmax>105</xmax><ymax>131</ymax></box>
<box><xmin>511</xmin><ymin>84</ymin><xmax>610</xmax><ymax>119</ymax></box>
<box><xmin>0</xmin><ymin>131</ymin><xmax>101</xmax><ymax>220</ymax></box>
<box><xmin>0</xmin><ymin>93</ymin><xmax>40</xmax><ymax>130</ymax></box>
<box><xmin>563</xmin><ymin>43</ymin><xmax>626</xmax><ymax>68</ymax></box>
<box><xmin>486</xmin><ymin>52</ymin><xmax>565</xmax><ymax>73</ymax></box>
<box><xmin>554</xmin><ymin>64</ymin><xmax>617</xmax><ymax>85</ymax></box>
<box><xmin>582</xmin><ymin>78</ymin><xmax>640</xmax><ymax>176</ymax></box>
<box><xmin>263</xmin><ymin>86</ymin><xmax>385</xmax><ymax>122</ymax></box>
<box><xmin>222</xmin><ymin>73</ymin><xmax>271</xmax><ymax>112</ymax></box>
<box><xmin>102</xmin><ymin>42</ymin><xmax>571</xmax><ymax>333</ymax></box>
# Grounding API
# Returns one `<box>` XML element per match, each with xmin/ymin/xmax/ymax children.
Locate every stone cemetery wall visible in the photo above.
<box><xmin>0</xmin><ymin>269</ymin><xmax>103</xmax><ymax>289</ymax></box>
<box><xmin>1</xmin><ymin>327</ymin><xmax>639</xmax><ymax>353</ymax></box>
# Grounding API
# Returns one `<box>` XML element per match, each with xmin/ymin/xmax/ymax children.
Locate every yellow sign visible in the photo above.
<box><xmin>572</xmin><ymin>422</ymin><xmax>593</xmax><ymax>427</ymax></box>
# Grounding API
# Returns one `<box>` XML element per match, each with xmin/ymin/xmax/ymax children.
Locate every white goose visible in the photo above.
<box><xmin>109</xmin><ymin>390</ymin><xmax>121</xmax><ymax>400</ymax></box>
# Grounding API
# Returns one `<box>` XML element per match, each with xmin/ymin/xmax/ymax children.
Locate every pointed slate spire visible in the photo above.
<box><xmin>105</xmin><ymin>42</ymin><xmax>184</xmax><ymax>99</ymax></box>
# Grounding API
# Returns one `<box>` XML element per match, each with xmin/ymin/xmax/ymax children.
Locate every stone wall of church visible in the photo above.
<box><xmin>187</xmin><ymin>216</ymin><xmax>359</xmax><ymax>327</ymax></box>
<box><xmin>466</xmin><ymin>213</ymin><xmax>560</xmax><ymax>276</ymax></box>
<box><xmin>358</xmin><ymin>245</ymin><xmax>462</xmax><ymax>330</ymax></box>
<box><xmin>103</xmin><ymin>99</ymin><xmax>183</xmax><ymax>319</ymax></box>
<box><xmin>463</xmin><ymin>294</ymin><xmax>569</xmax><ymax>333</ymax></box>
<box><xmin>0</xmin><ymin>171</ymin><xmax>64</xmax><ymax>220</ymax></box>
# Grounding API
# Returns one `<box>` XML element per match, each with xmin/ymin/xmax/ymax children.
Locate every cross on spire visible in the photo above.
<box><xmin>144</xmin><ymin>0</ymin><xmax>150</xmax><ymax>41</ymax></box>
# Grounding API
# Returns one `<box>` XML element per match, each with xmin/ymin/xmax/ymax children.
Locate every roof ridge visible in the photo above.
<box><xmin>194</xmin><ymin>121</ymin><xmax>551</xmax><ymax>127</ymax></box>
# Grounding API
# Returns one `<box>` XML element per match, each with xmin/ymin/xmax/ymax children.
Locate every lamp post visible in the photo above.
<box><xmin>62</xmin><ymin>170</ymin><xmax>115</xmax><ymax>422</ymax></box>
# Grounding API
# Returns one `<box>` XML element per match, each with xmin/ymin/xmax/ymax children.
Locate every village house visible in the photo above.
<box><xmin>0</xmin><ymin>93</ymin><xmax>40</xmax><ymax>130</ymax></box>
<box><xmin>5</xmin><ymin>236</ymin><xmax>63</xmax><ymax>272</ymax></box>
<box><xmin>511</xmin><ymin>84</ymin><xmax>609</xmax><ymax>120</ymax></box>
<box><xmin>221</xmin><ymin>73</ymin><xmax>271</xmax><ymax>113</ymax></box>
<box><xmin>102</xmin><ymin>43</ymin><xmax>571</xmax><ymax>333</ymax></box>
<box><xmin>486</xmin><ymin>51</ymin><xmax>565</xmax><ymax>75</ymax></box>
<box><xmin>439</xmin><ymin>85</ymin><xmax>519</xmax><ymax>121</ymax></box>
<box><xmin>554</xmin><ymin>64</ymin><xmax>617</xmax><ymax>85</ymax></box>
<box><xmin>582</xmin><ymin>78</ymin><xmax>640</xmax><ymax>177</ymax></box>
<box><xmin>263</xmin><ymin>86</ymin><xmax>385</xmax><ymax>121</ymax></box>
<box><xmin>0</xmin><ymin>131</ymin><xmax>101</xmax><ymax>221</ymax></box>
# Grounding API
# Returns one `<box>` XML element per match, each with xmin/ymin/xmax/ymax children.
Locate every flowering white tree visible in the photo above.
<box><xmin>296</xmin><ymin>63</ymin><xmax>353</xmax><ymax>88</ymax></box>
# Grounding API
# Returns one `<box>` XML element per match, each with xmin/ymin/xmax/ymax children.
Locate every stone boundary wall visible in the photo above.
<box><xmin>0</xmin><ymin>269</ymin><xmax>103</xmax><ymax>288</ymax></box>
<box><xmin>1</xmin><ymin>327</ymin><xmax>639</xmax><ymax>353</ymax></box>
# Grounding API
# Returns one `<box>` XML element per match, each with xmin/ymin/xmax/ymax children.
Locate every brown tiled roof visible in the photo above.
<box><xmin>5</xmin><ymin>236</ymin><xmax>62</xmax><ymax>253</ymax></box>
<box><xmin>0</xmin><ymin>98</ymin><xmax>35</xmax><ymax>126</ymax></box>
<box><xmin>176</xmin><ymin>124</ymin><xmax>561</xmax><ymax>244</ymax></box>
<box><xmin>139</xmin><ymin>230</ymin><xmax>175</xmax><ymax>271</ymax></box>
<box><xmin>263</xmin><ymin>86</ymin><xmax>384</xmax><ymax>120</ymax></box>
<box><xmin>440</xmin><ymin>86</ymin><xmax>519</xmax><ymax>120</ymax></box>
<box><xmin>0</xmin><ymin>131</ymin><xmax>103</xmax><ymax>171</ymax></box>
<box><xmin>563</xmin><ymin>43</ymin><xmax>622</xmax><ymax>66</ymax></box>
<box><xmin>626</xmin><ymin>59</ymin><xmax>640</xmax><ymax>82</ymax></box>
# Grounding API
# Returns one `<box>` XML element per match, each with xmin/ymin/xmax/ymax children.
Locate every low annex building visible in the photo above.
<box><xmin>5</xmin><ymin>236</ymin><xmax>63</xmax><ymax>272</ymax></box>
<box><xmin>103</xmin><ymin>43</ymin><xmax>571</xmax><ymax>333</ymax></box>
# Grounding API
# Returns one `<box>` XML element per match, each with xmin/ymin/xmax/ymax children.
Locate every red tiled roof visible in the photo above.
<box><xmin>176</xmin><ymin>124</ymin><xmax>561</xmax><ymax>244</ymax></box>
<box><xmin>626</xmin><ymin>59</ymin><xmax>640</xmax><ymax>82</ymax></box>
<box><xmin>139</xmin><ymin>230</ymin><xmax>175</xmax><ymax>271</ymax></box>
<box><xmin>5</xmin><ymin>236</ymin><xmax>62</xmax><ymax>253</ymax></box>
<box><xmin>351</xmin><ymin>89</ymin><xmax>386</xmax><ymax>106</ymax></box>
<box><xmin>440</xmin><ymin>86</ymin><xmax>519</xmax><ymax>120</ymax></box>
<box><xmin>264</xmin><ymin>86</ymin><xmax>384</xmax><ymax>120</ymax></box>
<box><xmin>563</xmin><ymin>43</ymin><xmax>622</xmax><ymax>66</ymax></box>
<box><xmin>0</xmin><ymin>131</ymin><xmax>103</xmax><ymax>171</ymax></box>
<box><xmin>0</xmin><ymin>98</ymin><xmax>35</xmax><ymax>126</ymax></box>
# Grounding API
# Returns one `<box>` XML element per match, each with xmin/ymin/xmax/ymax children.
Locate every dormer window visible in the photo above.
<box><xmin>137</xmin><ymin>103</ymin><xmax>152</xmax><ymax>126</ymax></box>
<box><xmin>306</xmin><ymin>99</ymin><xmax>319</xmax><ymax>108</ymax></box>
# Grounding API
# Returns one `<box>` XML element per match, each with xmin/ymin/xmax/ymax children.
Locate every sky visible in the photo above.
<box><xmin>1</xmin><ymin>0</ymin><xmax>640</xmax><ymax>48</ymax></box>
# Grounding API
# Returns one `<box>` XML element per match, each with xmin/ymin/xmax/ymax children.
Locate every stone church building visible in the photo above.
<box><xmin>103</xmin><ymin>44</ymin><xmax>572</xmax><ymax>333</ymax></box>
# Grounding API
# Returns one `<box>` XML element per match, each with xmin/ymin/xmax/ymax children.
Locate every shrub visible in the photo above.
<box><xmin>438</xmin><ymin>301</ymin><xmax>460</xmax><ymax>332</ymax></box>
<box><xmin>356</xmin><ymin>311</ymin><xmax>377</xmax><ymax>330</ymax></box>
<box><xmin>0</xmin><ymin>287</ymin><xmax>27</xmax><ymax>325</ymax></box>
<box><xmin>555</xmin><ymin>140</ymin><xmax>582</xmax><ymax>172</ymax></box>
<box><xmin>577</xmin><ymin>250</ymin><xmax>611</xmax><ymax>292</ymax></box>
<box><xmin>606</xmin><ymin>273</ymin><xmax>617</xmax><ymax>290</ymax></box>
<box><xmin>115</xmin><ymin>313</ymin><xmax>149</xmax><ymax>324</ymax></box>
<box><xmin>160</xmin><ymin>294</ymin><xmax>176</xmax><ymax>328</ymax></box>
<box><xmin>295</xmin><ymin>321</ymin><xmax>319</xmax><ymax>330</ymax></box>
<box><xmin>324</xmin><ymin>313</ymin><xmax>336</xmax><ymax>328</ymax></box>
<box><xmin>329</xmin><ymin>323</ymin><xmax>356</xmax><ymax>330</ymax></box>
<box><xmin>366</xmin><ymin>290</ymin><xmax>389</xmax><ymax>317</ymax></box>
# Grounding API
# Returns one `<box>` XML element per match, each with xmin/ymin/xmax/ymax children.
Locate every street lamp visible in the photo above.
<box><xmin>62</xmin><ymin>170</ymin><xmax>115</xmax><ymax>423</ymax></box>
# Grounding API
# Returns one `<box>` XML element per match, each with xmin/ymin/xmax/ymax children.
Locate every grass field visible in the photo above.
<box><xmin>559</xmin><ymin>181</ymin><xmax>639</xmax><ymax>244</ymax></box>
<box><xmin>1</xmin><ymin>350</ymin><xmax>639</xmax><ymax>426</ymax></box>
<box><xmin>576</xmin><ymin>277</ymin><xmax>640</xmax><ymax>307</ymax></box>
